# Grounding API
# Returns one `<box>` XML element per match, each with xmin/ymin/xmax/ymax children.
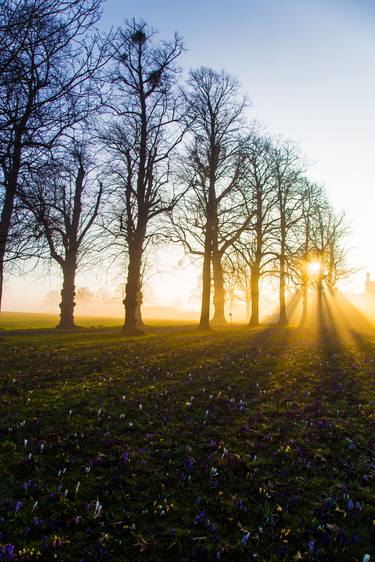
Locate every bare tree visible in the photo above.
<box><xmin>223</xmin><ymin>250</ymin><xmax>251</xmax><ymax>320</ymax></box>
<box><xmin>176</xmin><ymin>67</ymin><xmax>247</xmax><ymax>328</ymax></box>
<box><xmin>271</xmin><ymin>141</ymin><xmax>304</xmax><ymax>325</ymax></box>
<box><xmin>288</xmin><ymin>180</ymin><xmax>324</xmax><ymax>324</ymax></box>
<box><xmin>232</xmin><ymin>133</ymin><xmax>277</xmax><ymax>327</ymax></box>
<box><xmin>104</xmin><ymin>20</ymin><xmax>186</xmax><ymax>334</ymax></box>
<box><xmin>0</xmin><ymin>0</ymin><xmax>107</xmax><ymax>312</ymax></box>
<box><xmin>313</xmin><ymin>202</ymin><xmax>351</xmax><ymax>295</ymax></box>
<box><xmin>19</xmin><ymin>139</ymin><xmax>103</xmax><ymax>328</ymax></box>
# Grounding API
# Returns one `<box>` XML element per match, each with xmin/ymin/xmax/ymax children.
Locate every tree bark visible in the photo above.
<box><xmin>135</xmin><ymin>289</ymin><xmax>145</xmax><ymax>328</ymax></box>
<box><xmin>199</xmin><ymin>174</ymin><xmax>216</xmax><ymax>330</ymax></box>
<box><xmin>199</xmin><ymin>227</ymin><xmax>212</xmax><ymax>330</ymax></box>
<box><xmin>249</xmin><ymin>266</ymin><xmax>260</xmax><ymax>327</ymax></box>
<box><xmin>0</xmin><ymin>141</ymin><xmax>21</xmax><ymax>313</ymax></box>
<box><xmin>123</xmin><ymin>235</ymin><xmax>144</xmax><ymax>335</ymax></box>
<box><xmin>0</xmin><ymin>187</ymin><xmax>16</xmax><ymax>314</ymax></box>
<box><xmin>57</xmin><ymin>255</ymin><xmax>77</xmax><ymax>329</ymax></box>
<box><xmin>211</xmin><ymin>243</ymin><xmax>226</xmax><ymax>324</ymax></box>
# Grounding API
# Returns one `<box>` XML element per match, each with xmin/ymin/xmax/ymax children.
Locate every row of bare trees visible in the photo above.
<box><xmin>0</xmin><ymin>3</ymin><xmax>350</xmax><ymax>332</ymax></box>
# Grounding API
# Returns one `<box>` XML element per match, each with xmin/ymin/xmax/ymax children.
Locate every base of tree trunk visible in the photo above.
<box><xmin>198</xmin><ymin>322</ymin><xmax>211</xmax><ymax>330</ymax></box>
<box><xmin>248</xmin><ymin>319</ymin><xmax>259</xmax><ymax>328</ymax></box>
<box><xmin>56</xmin><ymin>322</ymin><xmax>78</xmax><ymax>330</ymax></box>
<box><xmin>121</xmin><ymin>326</ymin><xmax>145</xmax><ymax>336</ymax></box>
<box><xmin>278</xmin><ymin>319</ymin><xmax>288</xmax><ymax>326</ymax></box>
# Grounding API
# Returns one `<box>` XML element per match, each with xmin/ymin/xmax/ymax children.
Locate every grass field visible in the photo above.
<box><xmin>0</xmin><ymin>316</ymin><xmax>374</xmax><ymax>560</ymax></box>
<box><xmin>0</xmin><ymin>311</ymin><xmax>122</xmax><ymax>330</ymax></box>
<box><xmin>0</xmin><ymin>311</ymin><xmax>194</xmax><ymax>331</ymax></box>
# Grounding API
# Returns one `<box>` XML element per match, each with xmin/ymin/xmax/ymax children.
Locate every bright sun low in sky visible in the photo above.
<box><xmin>5</xmin><ymin>0</ymin><xmax>375</xmax><ymax>312</ymax></box>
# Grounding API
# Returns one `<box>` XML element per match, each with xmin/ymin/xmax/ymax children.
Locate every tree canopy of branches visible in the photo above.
<box><xmin>270</xmin><ymin>141</ymin><xmax>304</xmax><ymax>325</ymax></box>
<box><xmin>229</xmin><ymin>133</ymin><xmax>277</xmax><ymax>326</ymax></box>
<box><xmin>174</xmin><ymin>67</ymin><xmax>248</xmax><ymax>329</ymax></box>
<box><xmin>19</xmin><ymin>138</ymin><xmax>103</xmax><ymax>328</ymax></box>
<box><xmin>0</xmin><ymin>0</ymin><xmax>107</xmax><ymax>312</ymax></box>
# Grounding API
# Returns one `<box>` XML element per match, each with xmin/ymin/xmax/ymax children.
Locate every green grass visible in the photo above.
<box><xmin>0</xmin><ymin>323</ymin><xmax>373</xmax><ymax>561</ymax></box>
<box><xmin>0</xmin><ymin>311</ymin><xmax>121</xmax><ymax>330</ymax></box>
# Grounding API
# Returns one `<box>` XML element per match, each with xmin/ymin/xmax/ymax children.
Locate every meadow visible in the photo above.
<box><xmin>0</xmin><ymin>313</ymin><xmax>374</xmax><ymax>561</ymax></box>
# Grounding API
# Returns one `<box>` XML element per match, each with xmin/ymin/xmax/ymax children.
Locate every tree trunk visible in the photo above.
<box><xmin>211</xmin><ymin>248</ymin><xmax>226</xmax><ymax>325</ymax></box>
<box><xmin>249</xmin><ymin>266</ymin><xmax>260</xmax><ymax>327</ymax></box>
<box><xmin>57</xmin><ymin>256</ymin><xmax>77</xmax><ymax>329</ymax></box>
<box><xmin>199</xmin><ymin>230</ymin><xmax>212</xmax><ymax>330</ymax></box>
<box><xmin>210</xmin><ymin>201</ymin><xmax>226</xmax><ymax>324</ymax></box>
<box><xmin>279</xmin><ymin>254</ymin><xmax>287</xmax><ymax>325</ymax></box>
<box><xmin>199</xmin><ymin>183</ymin><xmax>216</xmax><ymax>330</ymax></box>
<box><xmin>0</xmin><ymin>146</ymin><xmax>21</xmax><ymax>313</ymax></box>
<box><xmin>135</xmin><ymin>289</ymin><xmax>145</xmax><ymax>328</ymax></box>
<box><xmin>123</xmin><ymin>236</ymin><xmax>144</xmax><ymax>335</ymax></box>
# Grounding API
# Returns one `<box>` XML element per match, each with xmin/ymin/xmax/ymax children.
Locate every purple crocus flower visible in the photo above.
<box><xmin>15</xmin><ymin>501</ymin><xmax>23</xmax><ymax>513</ymax></box>
<box><xmin>242</xmin><ymin>532</ymin><xmax>250</xmax><ymax>547</ymax></box>
<box><xmin>185</xmin><ymin>457</ymin><xmax>194</xmax><ymax>471</ymax></box>
<box><xmin>1</xmin><ymin>544</ymin><xmax>14</xmax><ymax>560</ymax></box>
<box><xmin>194</xmin><ymin>511</ymin><xmax>206</xmax><ymax>525</ymax></box>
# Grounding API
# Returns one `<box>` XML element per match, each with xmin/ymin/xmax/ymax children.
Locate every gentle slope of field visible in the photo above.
<box><xmin>0</xmin><ymin>322</ymin><xmax>374</xmax><ymax>560</ymax></box>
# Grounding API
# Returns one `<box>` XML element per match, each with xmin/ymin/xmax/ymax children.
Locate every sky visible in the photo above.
<box><xmin>4</xmin><ymin>0</ymin><xmax>375</xmax><ymax>313</ymax></box>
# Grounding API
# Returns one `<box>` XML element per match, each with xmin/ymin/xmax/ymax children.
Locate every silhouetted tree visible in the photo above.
<box><xmin>0</xmin><ymin>0</ymin><xmax>106</xmax><ymax>312</ymax></box>
<box><xmin>176</xmin><ymin>67</ymin><xmax>247</xmax><ymax>328</ymax></box>
<box><xmin>104</xmin><ymin>20</ymin><xmax>186</xmax><ymax>334</ymax></box>
<box><xmin>19</xmin><ymin>140</ymin><xmax>103</xmax><ymax>328</ymax></box>
<box><xmin>289</xmin><ymin>181</ymin><xmax>324</xmax><ymax>324</ymax></box>
<box><xmin>236</xmin><ymin>133</ymin><xmax>277</xmax><ymax>326</ymax></box>
<box><xmin>314</xmin><ymin>202</ymin><xmax>351</xmax><ymax>295</ymax></box>
<box><xmin>223</xmin><ymin>250</ymin><xmax>251</xmax><ymax>320</ymax></box>
<box><xmin>271</xmin><ymin>141</ymin><xmax>303</xmax><ymax>325</ymax></box>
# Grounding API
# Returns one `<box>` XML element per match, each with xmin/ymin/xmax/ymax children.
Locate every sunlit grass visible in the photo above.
<box><xmin>0</xmin><ymin>318</ymin><xmax>373</xmax><ymax>560</ymax></box>
<box><xmin>0</xmin><ymin>311</ymin><xmax>196</xmax><ymax>331</ymax></box>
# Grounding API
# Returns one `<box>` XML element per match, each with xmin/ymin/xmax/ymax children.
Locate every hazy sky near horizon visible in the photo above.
<box><xmin>4</xmin><ymin>0</ymin><xmax>375</xmax><ymax>312</ymax></box>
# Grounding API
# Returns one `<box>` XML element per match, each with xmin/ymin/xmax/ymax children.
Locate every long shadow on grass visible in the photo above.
<box><xmin>317</xmin><ymin>291</ymin><xmax>363</xmax><ymax>402</ymax></box>
<box><xmin>313</xmin><ymin>292</ymin><xmax>372</xmax><ymax>467</ymax></box>
<box><xmin>2</xmin><ymin>320</ymin><xmax>373</xmax><ymax>561</ymax></box>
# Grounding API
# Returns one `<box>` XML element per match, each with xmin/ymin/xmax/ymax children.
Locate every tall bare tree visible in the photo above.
<box><xmin>176</xmin><ymin>67</ymin><xmax>247</xmax><ymax>328</ymax></box>
<box><xmin>19</xmin><ymin>139</ymin><xmax>103</xmax><ymax>328</ymax></box>
<box><xmin>313</xmin><ymin>202</ymin><xmax>351</xmax><ymax>295</ymax></box>
<box><xmin>287</xmin><ymin>181</ymin><xmax>323</xmax><ymax>324</ymax></box>
<box><xmin>271</xmin><ymin>141</ymin><xmax>303</xmax><ymax>325</ymax></box>
<box><xmin>104</xmin><ymin>20</ymin><xmax>186</xmax><ymax>334</ymax></box>
<box><xmin>223</xmin><ymin>250</ymin><xmax>251</xmax><ymax>320</ymax></box>
<box><xmin>233</xmin><ymin>133</ymin><xmax>277</xmax><ymax>326</ymax></box>
<box><xmin>0</xmin><ymin>0</ymin><xmax>107</xmax><ymax>312</ymax></box>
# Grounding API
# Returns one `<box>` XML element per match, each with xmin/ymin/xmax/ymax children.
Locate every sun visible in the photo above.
<box><xmin>307</xmin><ymin>260</ymin><xmax>321</xmax><ymax>275</ymax></box>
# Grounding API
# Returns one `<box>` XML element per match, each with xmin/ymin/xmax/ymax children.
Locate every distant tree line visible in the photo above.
<box><xmin>0</xmin><ymin>1</ymin><xmax>351</xmax><ymax>332</ymax></box>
